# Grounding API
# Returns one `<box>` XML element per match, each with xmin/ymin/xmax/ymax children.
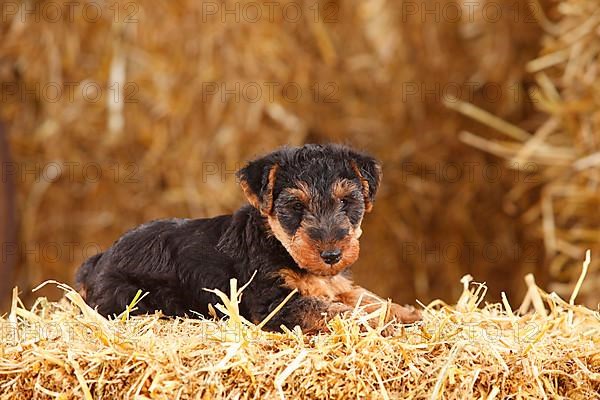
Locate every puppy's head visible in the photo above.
<box><xmin>237</xmin><ymin>144</ymin><xmax>382</xmax><ymax>276</ymax></box>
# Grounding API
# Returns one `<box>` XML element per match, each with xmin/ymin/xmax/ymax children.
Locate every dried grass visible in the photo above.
<box><xmin>1</xmin><ymin>252</ymin><xmax>598</xmax><ymax>399</ymax></box>
<box><xmin>446</xmin><ymin>0</ymin><xmax>600</xmax><ymax>306</ymax></box>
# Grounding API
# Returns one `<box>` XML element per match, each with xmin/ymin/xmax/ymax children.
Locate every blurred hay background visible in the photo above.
<box><xmin>0</xmin><ymin>0</ymin><xmax>597</xmax><ymax>310</ymax></box>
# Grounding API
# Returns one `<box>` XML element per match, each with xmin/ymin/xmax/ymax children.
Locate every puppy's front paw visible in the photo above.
<box><xmin>388</xmin><ymin>303</ymin><xmax>422</xmax><ymax>324</ymax></box>
<box><xmin>326</xmin><ymin>302</ymin><xmax>354</xmax><ymax>318</ymax></box>
<box><xmin>302</xmin><ymin>302</ymin><xmax>354</xmax><ymax>334</ymax></box>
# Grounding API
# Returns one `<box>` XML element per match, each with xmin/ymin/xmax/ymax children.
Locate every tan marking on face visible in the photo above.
<box><xmin>286</xmin><ymin>181</ymin><xmax>311</xmax><ymax>205</ymax></box>
<box><xmin>267</xmin><ymin>215</ymin><xmax>362</xmax><ymax>276</ymax></box>
<box><xmin>292</xmin><ymin>227</ymin><xmax>360</xmax><ymax>275</ymax></box>
<box><xmin>332</xmin><ymin>179</ymin><xmax>359</xmax><ymax>200</ymax></box>
<box><xmin>267</xmin><ymin>214</ymin><xmax>292</xmax><ymax>247</ymax></box>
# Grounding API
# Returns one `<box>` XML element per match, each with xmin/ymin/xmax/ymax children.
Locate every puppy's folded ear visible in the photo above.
<box><xmin>349</xmin><ymin>151</ymin><xmax>382</xmax><ymax>213</ymax></box>
<box><xmin>236</xmin><ymin>156</ymin><xmax>279</xmax><ymax>215</ymax></box>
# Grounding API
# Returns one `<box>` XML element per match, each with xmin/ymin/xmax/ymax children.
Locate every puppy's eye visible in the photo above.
<box><xmin>340</xmin><ymin>198</ymin><xmax>349</xmax><ymax>208</ymax></box>
<box><xmin>292</xmin><ymin>202</ymin><xmax>304</xmax><ymax>213</ymax></box>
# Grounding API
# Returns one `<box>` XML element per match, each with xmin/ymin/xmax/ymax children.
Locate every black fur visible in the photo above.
<box><xmin>76</xmin><ymin>144</ymin><xmax>381</xmax><ymax>331</ymax></box>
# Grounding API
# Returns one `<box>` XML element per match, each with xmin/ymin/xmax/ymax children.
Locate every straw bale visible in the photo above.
<box><xmin>0</xmin><ymin>253</ymin><xmax>598</xmax><ymax>399</ymax></box>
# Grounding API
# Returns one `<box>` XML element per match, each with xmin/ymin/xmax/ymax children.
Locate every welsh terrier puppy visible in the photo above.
<box><xmin>76</xmin><ymin>144</ymin><xmax>421</xmax><ymax>332</ymax></box>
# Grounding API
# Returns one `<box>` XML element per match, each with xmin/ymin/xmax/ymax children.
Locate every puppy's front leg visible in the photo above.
<box><xmin>259</xmin><ymin>296</ymin><xmax>352</xmax><ymax>333</ymax></box>
<box><xmin>338</xmin><ymin>287</ymin><xmax>422</xmax><ymax>324</ymax></box>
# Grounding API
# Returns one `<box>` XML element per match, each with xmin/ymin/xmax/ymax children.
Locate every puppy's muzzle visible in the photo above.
<box><xmin>320</xmin><ymin>249</ymin><xmax>342</xmax><ymax>265</ymax></box>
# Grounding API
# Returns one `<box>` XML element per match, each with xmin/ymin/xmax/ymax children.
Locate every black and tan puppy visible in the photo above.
<box><xmin>76</xmin><ymin>144</ymin><xmax>421</xmax><ymax>332</ymax></box>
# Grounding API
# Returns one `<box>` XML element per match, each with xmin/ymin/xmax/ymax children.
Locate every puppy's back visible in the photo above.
<box><xmin>74</xmin><ymin>216</ymin><xmax>235</xmax><ymax>317</ymax></box>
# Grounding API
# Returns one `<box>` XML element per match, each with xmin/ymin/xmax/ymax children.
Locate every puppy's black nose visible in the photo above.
<box><xmin>320</xmin><ymin>249</ymin><xmax>342</xmax><ymax>265</ymax></box>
